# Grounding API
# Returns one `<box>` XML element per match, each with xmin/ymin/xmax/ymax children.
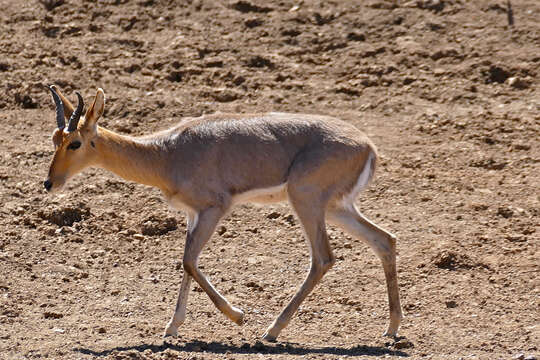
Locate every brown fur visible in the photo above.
<box><xmin>44</xmin><ymin>88</ymin><xmax>402</xmax><ymax>342</ymax></box>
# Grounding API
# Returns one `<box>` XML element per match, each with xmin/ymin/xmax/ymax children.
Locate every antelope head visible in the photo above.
<box><xmin>44</xmin><ymin>86</ymin><xmax>105</xmax><ymax>192</ymax></box>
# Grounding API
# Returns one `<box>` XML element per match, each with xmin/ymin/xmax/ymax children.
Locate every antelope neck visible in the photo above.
<box><xmin>94</xmin><ymin>127</ymin><xmax>172</xmax><ymax>191</ymax></box>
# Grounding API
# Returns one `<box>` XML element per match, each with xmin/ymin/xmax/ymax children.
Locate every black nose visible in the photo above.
<box><xmin>44</xmin><ymin>180</ymin><xmax>52</xmax><ymax>191</ymax></box>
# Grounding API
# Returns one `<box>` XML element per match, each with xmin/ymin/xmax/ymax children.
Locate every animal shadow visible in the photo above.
<box><xmin>74</xmin><ymin>338</ymin><xmax>410</xmax><ymax>357</ymax></box>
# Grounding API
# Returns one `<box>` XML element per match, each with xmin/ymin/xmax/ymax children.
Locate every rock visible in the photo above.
<box><xmin>505</xmin><ymin>234</ymin><xmax>526</xmax><ymax>242</ymax></box>
<box><xmin>482</xmin><ymin>65</ymin><xmax>510</xmax><ymax>84</ymax></box>
<box><xmin>166</xmin><ymin>70</ymin><xmax>183</xmax><ymax>82</ymax></box>
<box><xmin>217</xmin><ymin>225</ymin><xmax>227</xmax><ymax>235</ymax></box>
<box><xmin>347</xmin><ymin>32</ymin><xmax>366</xmax><ymax>42</ymax></box>
<box><xmin>497</xmin><ymin>206</ymin><xmax>514</xmax><ymax>219</ymax></box>
<box><xmin>231</xmin><ymin>1</ymin><xmax>272</xmax><ymax>13</ymax></box>
<box><xmin>202</xmin><ymin>88</ymin><xmax>242</xmax><ymax>103</ymax></box>
<box><xmin>37</xmin><ymin>203</ymin><xmax>91</xmax><ymax>227</ymax></box>
<box><xmin>246</xmin><ymin>55</ymin><xmax>274</xmax><ymax>68</ymax></box>
<box><xmin>245</xmin><ymin>18</ymin><xmax>263</xmax><ymax>28</ymax></box>
<box><xmin>43</xmin><ymin>311</ymin><xmax>63</xmax><ymax>319</ymax></box>
<box><xmin>507</xmin><ymin>77</ymin><xmax>530</xmax><ymax>89</ymax></box>
<box><xmin>14</xmin><ymin>93</ymin><xmax>39</xmax><ymax>109</ymax></box>
<box><xmin>139</xmin><ymin>215</ymin><xmax>177</xmax><ymax>236</ymax></box>
<box><xmin>266</xmin><ymin>211</ymin><xmax>281</xmax><ymax>219</ymax></box>
<box><xmin>393</xmin><ymin>338</ymin><xmax>414</xmax><ymax>349</ymax></box>
<box><xmin>513</xmin><ymin>354</ymin><xmax>525</xmax><ymax>360</ymax></box>
<box><xmin>445</xmin><ymin>300</ymin><xmax>458</xmax><ymax>308</ymax></box>
<box><xmin>245</xmin><ymin>281</ymin><xmax>264</xmax><ymax>291</ymax></box>
<box><xmin>283</xmin><ymin>214</ymin><xmax>295</xmax><ymax>225</ymax></box>
<box><xmin>431</xmin><ymin>250</ymin><xmax>486</xmax><ymax>270</ymax></box>
<box><xmin>431</xmin><ymin>47</ymin><xmax>460</xmax><ymax>60</ymax></box>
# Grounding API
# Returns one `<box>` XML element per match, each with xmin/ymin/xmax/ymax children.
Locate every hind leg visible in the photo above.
<box><xmin>262</xmin><ymin>189</ymin><xmax>335</xmax><ymax>341</ymax></box>
<box><xmin>327</xmin><ymin>203</ymin><xmax>402</xmax><ymax>337</ymax></box>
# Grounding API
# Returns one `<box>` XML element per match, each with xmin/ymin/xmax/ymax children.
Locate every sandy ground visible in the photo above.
<box><xmin>0</xmin><ymin>0</ymin><xmax>538</xmax><ymax>359</ymax></box>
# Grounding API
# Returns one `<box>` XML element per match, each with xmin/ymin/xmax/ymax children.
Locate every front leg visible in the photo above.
<box><xmin>164</xmin><ymin>211</ymin><xmax>196</xmax><ymax>338</ymax></box>
<box><xmin>182</xmin><ymin>207</ymin><xmax>245</xmax><ymax>325</ymax></box>
<box><xmin>164</xmin><ymin>271</ymin><xmax>192</xmax><ymax>337</ymax></box>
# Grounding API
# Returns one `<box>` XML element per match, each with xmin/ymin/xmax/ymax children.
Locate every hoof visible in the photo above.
<box><xmin>231</xmin><ymin>307</ymin><xmax>245</xmax><ymax>326</ymax></box>
<box><xmin>163</xmin><ymin>323</ymin><xmax>178</xmax><ymax>338</ymax></box>
<box><xmin>383</xmin><ymin>314</ymin><xmax>402</xmax><ymax>337</ymax></box>
<box><xmin>261</xmin><ymin>331</ymin><xmax>277</xmax><ymax>343</ymax></box>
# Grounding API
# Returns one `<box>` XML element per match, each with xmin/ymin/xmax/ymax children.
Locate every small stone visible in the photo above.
<box><xmin>283</xmin><ymin>214</ymin><xmax>295</xmax><ymax>225</ymax></box>
<box><xmin>506</xmin><ymin>234</ymin><xmax>526</xmax><ymax>242</ymax></box>
<box><xmin>217</xmin><ymin>226</ymin><xmax>227</xmax><ymax>235</ymax></box>
<box><xmin>97</xmin><ymin>327</ymin><xmax>106</xmax><ymax>334</ymax></box>
<box><xmin>524</xmin><ymin>355</ymin><xmax>537</xmax><ymax>360</ymax></box>
<box><xmin>393</xmin><ymin>338</ymin><xmax>414</xmax><ymax>349</ymax></box>
<box><xmin>132</xmin><ymin>233</ymin><xmax>144</xmax><ymax>240</ymax></box>
<box><xmin>53</xmin><ymin>328</ymin><xmax>65</xmax><ymax>333</ymax></box>
<box><xmin>513</xmin><ymin>354</ymin><xmax>525</xmax><ymax>360</ymax></box>
<box><xmin>43</xmin><ymin>311</ymin><xmax>63</xmax><ymax>319</ymax></box>
<box><xmin>445</xmin><ymin>300</ymin><xmax>458</xmax><ymax>308</ymax></box>
<box><xmin>507</xmin><ymin>77</ymin><xmax>530</xmax><ymax>89</ymax></box>
<box><xmin>497</xmin><ymin>206</ymin><xmax>514</xmax><ymax>218</ymax></box>
<box><xmin>266</xmin><ymin>211</ymin><xmax>281</xmax><ymax>219</ymax></box>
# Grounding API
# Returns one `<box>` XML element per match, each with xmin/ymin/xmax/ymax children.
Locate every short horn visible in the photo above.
<box><xmin>48</xmin><ymin>85</ymin><xmax>65</xmax><ymax>130</ymax></box>
<box><xmin>67</xmin><ymin>92</ymin><xmax>84</xmax><ymax>132</ymax></box>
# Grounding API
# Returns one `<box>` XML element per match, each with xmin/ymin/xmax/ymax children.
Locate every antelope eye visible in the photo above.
<box><xmin>67</xmin><ymin>141</ymin><xmax>81</xmax><ymax>150</ymax></box>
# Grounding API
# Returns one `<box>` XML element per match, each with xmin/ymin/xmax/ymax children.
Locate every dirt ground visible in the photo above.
<box><xmin>0</xmin><ymin>0</ymin><xmax>538</xmax><ymax>359</ymax></box>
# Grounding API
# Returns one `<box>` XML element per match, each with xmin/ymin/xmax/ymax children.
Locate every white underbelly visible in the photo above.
<box><xmin>165</xmin><ymin>183</ymin><xmax>288</xmax><ymax>213</ymax></box>
<box><xmin>231</xmin><ymin>183</ymin><xmax>288</xmax><ymax>205</ymax></box>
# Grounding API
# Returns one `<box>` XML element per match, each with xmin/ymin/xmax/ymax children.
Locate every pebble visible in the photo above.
<box><xmin>393</xmin><ymin>338</ymin><xmax>414</xmax><ymax>349</ymax></box>
<box><xmin>266</xmin><ymin>211</ymin><xmax>281</xmax><ymax>219</ymax></box>
<box><xmin>507</xmin><ymin>77</ymin><xmax>530</xmax><ymax>89</ymax></box>
<box><xmin>217</xmin><ymin>225</ymin><xmax>227</xmax><ymax>235</ymax></box>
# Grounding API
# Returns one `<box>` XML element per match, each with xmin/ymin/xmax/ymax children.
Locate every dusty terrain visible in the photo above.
<box><xmin>0</xmin><ymin>0</ymin><xmax>538</xmax><ymax>359</ymax></box>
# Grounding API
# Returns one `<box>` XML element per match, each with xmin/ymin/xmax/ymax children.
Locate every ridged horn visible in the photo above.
<box><xmin>48</xmin><ymin>85</ymin><xmax>65</xmax><ymax>130</ymax></box>
<box><xmin>66</xmin><ymin>92</ymin><xmax>84</xmax><ymax>132</ymax></box>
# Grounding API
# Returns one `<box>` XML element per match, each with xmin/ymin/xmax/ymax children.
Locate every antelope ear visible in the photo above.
<box><xmin>83</xmin><ymin>88</ymin><xmax>105</xmax><ymax>129</ymax></box>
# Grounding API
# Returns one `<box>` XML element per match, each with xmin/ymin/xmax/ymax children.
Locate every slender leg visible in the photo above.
<box><xmin>183</xmin><ymin>207</ymin><xmax>244</xmax><ymax>325</ymax></box>
<box><xmin>262</xmin><ymin>197</ymin><xmax>335</xmax><ymax>342</ymax></box>
<box><xmin>164</xmin><ymin>211</ymin><xmax>197</xmax><ymax>337</ymax></box>
<box><xmin>164</xmin><ymin>271</ymin><xmax>192</xmax><ymax>337</ymax></box>
<box><xmin>327</xmin><ymin>204</ymin><xmax>403</xmax><ymax>337</ymax></box>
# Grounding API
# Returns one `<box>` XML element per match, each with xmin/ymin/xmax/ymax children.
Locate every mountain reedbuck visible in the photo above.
<box><xmin>44</xmin><ymin>86</ymin><xmax>402</xmax><ymax>341</ymax></box>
